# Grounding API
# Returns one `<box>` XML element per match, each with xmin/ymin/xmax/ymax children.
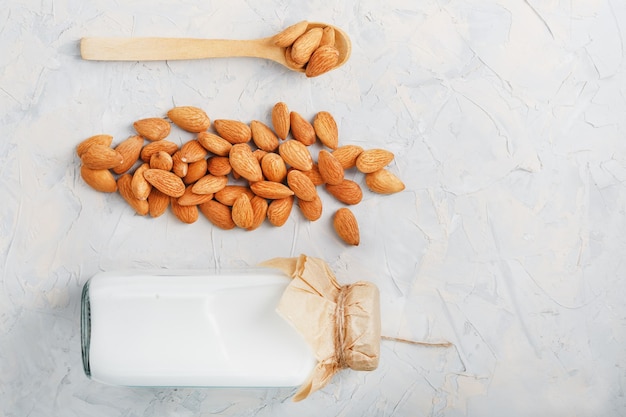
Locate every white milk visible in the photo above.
<box><xmin>81</xmin><ymin>269</ymin><xmax>316</xmax><ymax>387</ymax></box>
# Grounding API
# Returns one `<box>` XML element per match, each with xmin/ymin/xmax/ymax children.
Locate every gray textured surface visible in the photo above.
<box><xmin>2</xmin><ymin>0</ymin><xmax>626</xmax><ymax>416</ymax></box>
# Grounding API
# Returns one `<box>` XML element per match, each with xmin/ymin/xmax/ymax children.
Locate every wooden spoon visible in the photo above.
<box><xmin>80</xmin><ymin>22</ymin><xmax>351</xmax><ymax>74</ymax></box>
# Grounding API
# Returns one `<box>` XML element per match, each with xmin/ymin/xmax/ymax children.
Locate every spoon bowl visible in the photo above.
<box><xmin>80</xmin><ymin>22</ymin><xmax>351</xmax><ymax>76</ymax></box>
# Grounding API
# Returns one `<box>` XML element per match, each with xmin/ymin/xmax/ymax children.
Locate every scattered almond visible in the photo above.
<box><xmin>325</xmin><ymin>179</ymin><xmax>363</xmax><ymax>205</ymax></box>
<box><xmin>248</xmin><ymin>196</ymin><xmax>268</xmax><ymax>231</ymax></box>
<box><xmin>171</xmin><ymin>152</ymin><xmax>188</xmax><ymax>178</ymax></box>
<box><xmin>290</xmin><ymin>111</ymin><xmax>316</xmax><ymax>146</ymax></box>
<box><xmin>191</xmin><ymin>174</ymin><xmax>228</xmax><ymax>195</ymax></box>
<box><xmin>214</xmin><ymin>185</ymin><xmax>255</xmax><ymax>206</ymax></box>
<box><xmin>333</xmin><ymin>207</ymin><xmax>359</xmax><ymax>246</ymax></box>
<box><xmin>199</xmin><ymin>200</ymin><xmax>236</xmax><ymax>230</ymax></box>
<box><xmin>76</xmin><ymin>134</ymin><xmax>113</xmax><ymax>157</ymax></box>
<box><xmin>261</xmin><ymin>152</ymin><xmax>287</xmax><ymax>183</ymax></box>
<box><xmin>170</xmin><ymin>197</ymin><xmax>199</xmax><ymax>224</ymax></box>
<box><xmin>80</xmin><ymin>165</ymin><xmax>117</xmax><ymax>193</ymax></box>
<box><xmin>356</xmin><ymin>149</ymin><xmax>395</xmax><ymax>173</ymax></box>
<box><xmin>184</xmin><ymin>159</ymin><xmax>209</xmax><ymax>184</ymax></box>
<box><xmin>197</xmin><ymin>132</ymin><xmax>232</xmax><ymax>156</ymax></box>
<box><xmin>231</xmin><ymin>193</ymin><xmax>254</xmax><ymax>229</ymax></box>
<box><xmin>267</xmin><ymin>196</ymin><xmax>294</xmax><ymax>227</ymax></box>
<box><xmin>250</xmin><ymin>120</ymin><xmax>279</xmax><ymax>152</ymax></box>
<box><xmin>287</xmin><ymin>170</ymin><xmax>317</xmax><ymax>201</ymax></box>
<box><xmin>317</xmin><ymin>150</ymin><xmax>344</xmax><ymax>185</ymax></box>
<box><xmin>229</xmin><ymin>143</ymin><xmax>263</xmax><ymax>182</ymax></box>
<box><xmin>300</xmin><ymin>164</ymin><xmax>324</xmax><ymax>186</ymax></box>
<box><xmin>214</xmin><ymin>119</ymin><xmax>252</xmax><ymax>144</ymax></box>
<box><xmin>117</xmin><ymin>174</ymin><xmax>149</xmax><ymax>216</ymax></box>
<box><xmin>133</xmin><ymin>118</ymin><xmax>171</xmax><ymax>141</ymax></box>
<box><xmin>140</xmin><ymin>140</ymin><xmax>179</xmax><ymax>163</ymax></box>
<box><xmin>131</xmin><ymin>163</ymin><xmax>152</xmax><ymax>200</ymax></box>
<box><xmin>365</xmin><ymin>169</ymin><xmax>405</xmax><ymax>194</ymax></box>
<box><xmin>143</xmin><ymin>168</ymin><xmax>185</xmax><ymax>198</ymax></box>
<box><xmin>179</xmin><ymin>139</ymin><xmax>208</xmax><ymax>163</ymax></box>
<box><xmin>147</xmin><ymin>188</ymin><xmax>170</xmax><ymax>218</ymax></box>
<box><xmin>313</xmin><ymin>111</ymin><xmax>338</xmax><ymax>149</ymax></box>
<box><xmin>279</xmin><ymin>140</ymin><xmax>313</xmax><ymax>171</ymax></box>
<box><xmin>206</xmin><ymin>156</ymin><xmax>231</xmax><ymax>177</ymax></box>
<box><xmin>81</xmin><ymin>144</ymin><xmax>124</xmax><ymax>170</ymax></box>
<box><xmin>113</xmin><ymin>135</ymin><xmax>144</xmax><ymax>174</ymax></box>
<box><xmin>332</xmin><ymin>144</ymin><xmax>363</xmax><ymax>169</ymax></box>
<box><xmin>167</xmin><ymin>106</ymin><xmax>210</xmax><ymax>133</ymax></box>
<box><xmin>272</xmin><ymin>102</ymin><xmax>290</xmax><ymax>140</ymax></box>
<box><xmin>150</xmin><ymin>151</ymin><xmax>174</xmax><ymax>171</ymax></box>
<box><xmin>251</xmin><ymin>181</ymin><xmax>295</xmax><ymax>200</ymax></box>
<box><xmin>297</xmin><ymin>194</ymin><xmax>322</xmax><ymax>221</ymax></box>
<box><xmin>177</xmin><ymin>185</ymin><xmax>214</xmax><ymax>206</ymax></box>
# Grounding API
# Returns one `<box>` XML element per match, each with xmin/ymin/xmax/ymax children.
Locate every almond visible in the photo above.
<box><xmin>305</xmin><ymin>45</ymin><xmax>339</xmax><ymax>78</ymax></box>
<box><xmin>231</xmin><ymin>193</ymin><xmax>254</xmax><ymax>229</ymax></box>
<box><xmin>140</xmin><ymin>140</ymin><xmax>179</xmax><ymax>162</ymax></box>
<box><xmin>356</xmin><ymin>149</ymin><xmax>395</xmax><ymax>173</ymax></box>
<box><xmin>273</xmin><ymin>20</ymin><xmax>309</xmax><ymax>47</ymax></box>
<box><xmin>290</xmin><ymin>27</ymin><xmax>323</xmax><ymax>65</ymax></box>
<box><xmin>284</xmin><ymin>46</ymin><xmax>305</xmax><ymax>70</ymax></box>
<box><xmin>117</xmin><ymin>174</ymin><xmax>149</xmax><ymax>215</ymax></box>
<box><xmin>178</xmin><ymin>185</ymin><xmax>214</xmax><ymax>206</ymax></box>
<box><xmin>197</xmin><ymin>132</ymin><xmax>232</xmax><ymax>156</ymax></box>
<box><xmin>215</xmin><ymin>185</ymin><xmax>255</xmax><ymax>206</ymax></box>
<box><xmin>113</xmin><ymin>135</ymin><xmax>144</xmax><ymax>174</ymax></box>
<box><xmin>199</xmin><ymin>200</ymin><xmax>236</xmax><ymax>230</ymax></box>
<box><xmin>229</xmin><ymin>143</ymin><xmax>263</xmax><ymax>182</ymax></box>
<box><xmin>272</xmin><ymin>102</ymin><xmax>290</xmax><ymax>140</ymax></box>
<box><xmin>332</xmin><ymin>145</ymin><xmax>363</xmax><ymax>169</ymax></box>
<box><xmin>250</xmin><ymin>120</ymin><xmax>279</xmax><ymax>152</ymax></box>
<box><xmin>287</xmin><ymin>170</ymin><xmax>317</xmax><ymax>202</ymax></box>
<box><xmin>248</xmin><ymin>196</ymin><xmax>268</xmax><ymax>231</ymax></box>
<box><xmin>131</xmin><ymin>163</ymin><xmax>152</xmax><ymax>200</ymax></box>
<box><xmin>143</xmin><ymin>168</ymin><xmax>185</xmax><ymax>197</ymax></box>
<box><xmin>133</xmin><ymin>118</ymin><xmax>171</xmax><ymax>141</ymax></box>
<box><xmin>150</xmin><ymin>151</ymin><xmax>174</xmax><ymax>171</ymax></box>
<box><xmin>81</xmin><ymin>144</ymin><xmax>124</xmax><ymax>170</ymax></box>
<box><xmin>167</xmin><ymin>106</ymin><xmax>210</xmax><ymax>133</ymax></box>
<box><xmin>278</xmin><ymin>140</ymin><xmax>313</xmax><ymax>171</ymax></box>
<box><xmin>325</xmin><ymin>179</ymin><xmax>363</xmax><ymax>205</ymax></box>
<box><xmin>297</xmin><ymin>194</ymin><xmax>322</xmax><ymax>221</ymax></box>
<box><xmin>267</xmin><ymin>196</ymin><xmax>294</xmax><ymax>227</ymax></box>
<box><xmin>171</xmin><ymin>152</ymin><xmax>188</xmax><ymax>177</ymax></box>
<box><xmin>290</xmin><ymin>111</ymin><xmax>316</xmax><ymax>146</ymax></box>
<box><xmin>147</xmin><ymin>188</ymin><xmax>170</xmax><ymax>218</ymax></box>
<box><xmin>250</xmin><ymin>181</ymin><xmax>295</xmax><ymax>200</ymax></box>
<box><xmin>313</xmin><ymin>111</ymin><xmax>338</xmax><ymax>149</ymax></box>
<box><xmin>261</xmin><ymin>152</ymin><xmax>287</xmax><ymax>183</ymax></box>
<box><xmin>76</xmin><ymin>134</ymin><xmax>113</xmax><ymax>157</ymax></box>
<box><xmin>179</xmin><ymin>139</ymin><xmax>208</xmax><ymax>163</ymax></box>
<box><xmin>206</xmin><ymin>156</ymin><xmax>231</xmax><ymax>177</ymax></box>
<box><xmin>319</xmin><ymin>26</ymin><xmax>336</xmax><ymax>48</ymax></box>
<box><xmin>333</xmin><ymin>208</ymin><xmax>360</xmax><ymax>246</ymax></box>
<box><xmin>184</xmin><ymin>159</ymin><xmax>209</xmax><ymax>184</ymax></box>
<box><xmin>300</xmin><ymin>164</ymin><xmax>324</xmax><ymax>186</ymax></box>
<box><xmin>365</xmin><ymin>169</ymin><xmax>406</xmax><ymax>194</ymax></box>
<box><xmin>171</xmin><ymin>197</ymin><xmax>199</xmax><ymax>224</ymax></box>
<box><xmin>317</xmin><ymin>149</ymin><xmax>344</xmax><ymax>185</ymax></box>
<box><xmin>80</xmin><ymin>165</ymin><xmax>117</xmax><ymax>193</ymax></box>
<box><xmin>191</xmin><ymin>174</ymin><xmax>228</xmax><ymax>195</ymax></box>
<box><xmin>214</xmin><ymin>119</ymin><xmax>252</xmax><ymax>144</ymax></box>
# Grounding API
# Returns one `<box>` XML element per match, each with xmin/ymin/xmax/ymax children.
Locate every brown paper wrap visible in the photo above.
<box><xmin>261</xmin><ymin>255</ymin><xmax>381</xmax><ymax>401</ymax></box>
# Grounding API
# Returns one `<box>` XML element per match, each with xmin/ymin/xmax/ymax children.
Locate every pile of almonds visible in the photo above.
<box><xmin>273</xmin><ymin>21</ymin><xmax>340</xmax><ymax>77</ymax></box>
<box><xmin>77</xmin><ymin>103</ymin><xmax>404</xmax><ymax>246</ymax></box>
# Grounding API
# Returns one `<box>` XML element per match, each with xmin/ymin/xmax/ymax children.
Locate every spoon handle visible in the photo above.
<box><xmin>80</xmin><ymin>37</ymin><xmax>283</xmax><ymax>62</ymax></box>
